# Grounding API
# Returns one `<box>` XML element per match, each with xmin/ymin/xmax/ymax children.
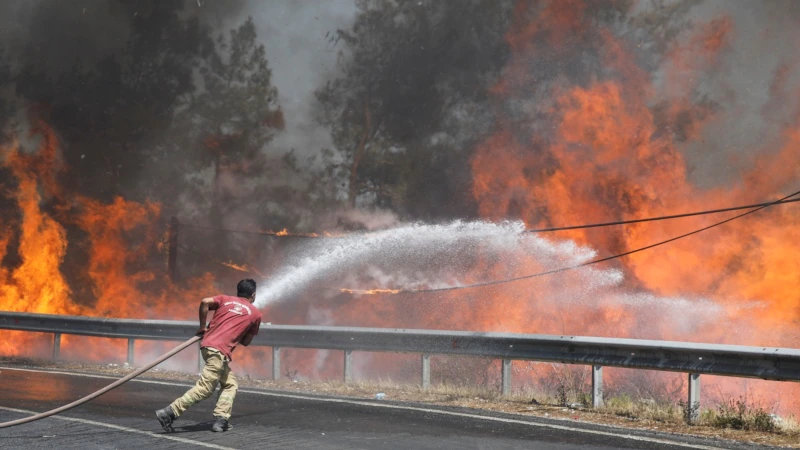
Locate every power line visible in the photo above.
<box><xmin>344</xmin><ymin>189</ymin><xmax>800</xmax><ymax>295</ymax></box>
<box><xmin>528</xmin><ymin>197</ymin><xmax>800</xmax><ymax>232</ymax></box>
<box><xmin>178</xmin><ymin>197</ymin><xmax>800</xmax><ymax>237</ymax></box>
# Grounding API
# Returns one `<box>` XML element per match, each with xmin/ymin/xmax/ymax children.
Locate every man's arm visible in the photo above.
<box><xmin>240</xmin><ymin>323</ymin><xmax>259</xmax><ymax>346</ymax></box>
<box><xmin>197</xmin><ymin>297</ymin><xmax>219</xmax><ymax>334</ymax></box>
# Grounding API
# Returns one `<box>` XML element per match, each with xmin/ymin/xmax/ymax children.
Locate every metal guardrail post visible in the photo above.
<box><xmin>344</xmin><ymin>350</ymin><xmax>353</xmax><ymax>383</ymax></box>
<box><xmin>272</xmin><ymin>347</ymin><xmax>281</xmax><ymax>380</ymax></box>
<box><xmin>421</xmin><ymin>354</ymin><xmax>431</xmax><ymax>390</ymax></box>
<box><xmin>52</xmin><ymin>333</ymin><xmax>61</xmax><ymax>361</ymax></box>
<box><xmin>127</xmin><ymin>338</ymin><xmax>135</xmax><ymax>366</ymax></box>
<box><xmin>687</xmin><ymin>373</ymin><xmax>701</xmax><ymax>423</ymax></box>
<box><xmin>501</xmin><ymin>359</ymin><xmax>512</xmax><ymax>396</ymax></box>
<box><xmin>592</xmin><ymin>365</ymin><xmax>603</xmax><ymax>408</ymax></box>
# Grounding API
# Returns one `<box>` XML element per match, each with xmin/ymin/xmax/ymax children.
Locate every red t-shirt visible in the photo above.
<box><xmin>200</xmin><ymin>295</ymin><xmax>262</xmax><ymax>361</ymax></box>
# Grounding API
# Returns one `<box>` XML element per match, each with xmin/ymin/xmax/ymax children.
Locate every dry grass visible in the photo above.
<box><xmin>3</xmin><ymin>356</ymin><xmax>800</xmax><ymax>448</ymax></box>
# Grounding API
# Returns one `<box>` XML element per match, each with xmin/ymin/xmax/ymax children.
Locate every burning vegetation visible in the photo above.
<box><xmin>0</xmin><ymin>0</ymin><xmax>799</xmax><ymax>412</ymax></box>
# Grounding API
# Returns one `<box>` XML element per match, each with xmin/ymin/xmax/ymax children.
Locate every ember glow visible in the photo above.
<box><xmin>340</xmin><ymin>288</ymin><xmax>402</xmax><ymax>295</ymax></box>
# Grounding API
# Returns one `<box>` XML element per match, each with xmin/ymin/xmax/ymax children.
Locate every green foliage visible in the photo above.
<box><xmin>679</xmin><ymin>399</ymin><xmax>700</xmax><ymax>424</ymax></box>
<box><xmin>711</xmin><ymin>398</ymin><xmax>777</xmax><ymax>432</ymax></box>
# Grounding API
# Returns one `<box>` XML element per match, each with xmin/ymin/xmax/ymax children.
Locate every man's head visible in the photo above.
<box><xmin>236</xmin><ymin>278</ymin><xmax>257</xmax><ymax>302</ymax></box>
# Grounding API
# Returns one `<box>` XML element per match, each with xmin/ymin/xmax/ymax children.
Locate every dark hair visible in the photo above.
<box><xmin>236</xmin><ymin>279</ymin><xmax>257</xmax><ymax>298</ymax></box>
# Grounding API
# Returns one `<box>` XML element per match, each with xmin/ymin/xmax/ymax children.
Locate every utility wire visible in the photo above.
<box><xmin>346</xmin><ymin>189</ymin><xmax>800</xmax><ymax>295</ymax></box>
<box><xmin>178</xmin><ymin>197</ymin><xmax>800</xmax><ymax>237</ymax></box>
<box><xmin>527</xmin><ymin>197</ymin><xmax>800</xmax><ymax>232</ymax></box>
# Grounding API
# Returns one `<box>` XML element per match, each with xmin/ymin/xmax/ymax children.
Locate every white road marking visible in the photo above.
<box><xmin>0</xmin><ymin>366</ymin><xmax>728</xmax><ymax>450</ymax></box>
<box><xmin>0</xmin><ymin>405</ymin><xmax>236</xmax><ymax>450</ymax></box>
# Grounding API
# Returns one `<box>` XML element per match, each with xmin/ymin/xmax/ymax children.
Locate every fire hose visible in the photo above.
<box><xmin>0</xmin><ymin>335</ymin><xmax>202</xmax><ymax>429</ymax></box>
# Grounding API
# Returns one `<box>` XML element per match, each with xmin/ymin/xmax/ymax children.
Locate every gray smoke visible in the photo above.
<box><xmin>663</xmin><ymin>1</ymin><xmax>800</xmax><ymax>189</ymax></box>
<box><xmin>226</xmin><ymin>0</ymin><xmax>358</xmax><ymax>160</ymax></box>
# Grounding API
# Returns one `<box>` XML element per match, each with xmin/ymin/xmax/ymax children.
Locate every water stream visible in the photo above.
<box><xmin>254</xmin><ymin>220</ymin><xmax>616</xmax><ymax>307</ymax></box>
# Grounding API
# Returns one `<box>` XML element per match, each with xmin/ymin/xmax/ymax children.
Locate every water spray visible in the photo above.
<box><xmin>338</xmin><ymin>190</ymin><xmax>800</xmax><ymax>296</ymax></box>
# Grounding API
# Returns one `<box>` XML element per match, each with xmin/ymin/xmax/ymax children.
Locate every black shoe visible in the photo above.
<box><xmin>211</xmin><ymin>416</ymin><xmax>232</xmax><ymax>432</ymax></box>
<box><xmin>155</xmin><ymin>406</ymin><xmax>176</xmax><ymax>432</ymax></box>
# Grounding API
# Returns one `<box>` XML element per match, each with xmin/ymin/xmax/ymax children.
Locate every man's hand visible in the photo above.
<box><xmin>196</xmin><ymin>327</ymin><xmax>208</xmax><ymax>336</ymax></box>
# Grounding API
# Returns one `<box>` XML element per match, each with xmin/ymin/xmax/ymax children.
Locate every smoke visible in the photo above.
<box><xmin>239</xmin><ymin>1</ymin><xmax>357</xmax><ymax>159</ymax></box>
<box><xmin>656</xmin><ymin>1</ymin><xmax>800</xmax><ymax>190</ymax></box>
<box><xmin>0</xmin><ymin>0</ymin><xmax>133</xmax><ymax>73</ymax></box>
<box><xmin>0</xmin><ymin>0</ymin><xmax>250</xmax><ymax>71</ymax></box>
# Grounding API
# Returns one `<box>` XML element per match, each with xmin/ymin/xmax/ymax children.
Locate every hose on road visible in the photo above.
<box><xmin>0</xmin><ymin>335</ymin><xmax>202</xmax><ymax>429</ymax></box>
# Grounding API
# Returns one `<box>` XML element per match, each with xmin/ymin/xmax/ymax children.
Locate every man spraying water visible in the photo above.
<box><xmin>155</xmin><ymin>279</ymin><xmax>262</xmax><ymax>433</ymax></box>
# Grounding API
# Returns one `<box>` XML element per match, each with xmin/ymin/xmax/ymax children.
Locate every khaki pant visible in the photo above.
<box><xmin>170</xmin><ymin>347</ymin><xmax>238</xmax><ymax>420</ymax></box>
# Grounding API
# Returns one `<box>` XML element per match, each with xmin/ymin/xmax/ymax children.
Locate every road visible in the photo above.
<box><xmin>0</xmin><ymin>367</ymin><xmax>774</xmax><ymax>449</ymax></box>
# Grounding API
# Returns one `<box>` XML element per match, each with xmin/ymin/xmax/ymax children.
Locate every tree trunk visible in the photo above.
<box><xmin>348</xmin><ymin>101</ymin><xmax>372</xmax><ymax>208</ymax></box>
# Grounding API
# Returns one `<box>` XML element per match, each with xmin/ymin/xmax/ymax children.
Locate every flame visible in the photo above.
<box><xmin>220</xmin><ymin>260</ymin><xmax>266</xmax><ymax>279</ymax></box>
<box><xmin>0</xmin><ymin>134</ymin><xmax>78</xmax><ymax>317</ymax></box>
<box><xmin>222</xmin><ymin>261</ymin><xmax>250</xmax><ymax>272</ymax></box>
<box><xmin>270</xmin><ymin>228</ymin><xmax>324</xmax><ymax>238</ymax></box>
<box><xmin>0</xmin><ymin>121</ymin><xmax>217</xmax><ymax>361</ymax></box>
<box><xmin>464</xmin><ymin>0</ymin><xmax>799</xmax><ymax>409</ymax></box>
<box><xmin>340</xmin><ymin>288</ymin><xmax>402</xmax><ymax>295</ymax></box>
<box><xmin>310</xmin><ymin>0</ymin><xmax>800</xmax><ymax>409</ymax></box>
<box><xmin>466</xmin><ymin>0</ymin><xmax>800</xmax><ymax>345</ymax></box>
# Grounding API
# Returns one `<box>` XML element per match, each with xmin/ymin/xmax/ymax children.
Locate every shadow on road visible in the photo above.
<box><xmin>168</xmin><ymin>421</ymin><xmax>214</xmax><ymax>434</ymax></box>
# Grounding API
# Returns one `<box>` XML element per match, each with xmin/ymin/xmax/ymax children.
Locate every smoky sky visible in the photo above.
<box><xmin>658</xmin><ymin>1</ymin><xmax>800</xmax><ymax>190</ymax></box>
<box><xmin>0</xmin><ymin>0</ymin><xmax>133</xmax><ymax>72</ymax></box>
<box><xmin>235</xmin><ymin>0</ymin><xmax>357</xmax><ymax>159</ymax></box>
<box><xmin>0</xmin><ymin>0</ymin><xmax>249</xmax><ymax>72</ymax></box>
<box><xmin>0</xmin><ymin>0</ymin><xmax>357</xmax><ymax>172</ymax></box>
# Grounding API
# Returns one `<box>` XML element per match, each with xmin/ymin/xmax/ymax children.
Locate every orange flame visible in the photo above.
<box><xmin>340</xmin><ymin>288</ymin><xmax>402</xmax><ymax>295</ymax></box>
<box><xmin>0</xmin><ymin>121</ymin><xmax>217</xmax><ymax>361</ymax></box>
<box><xmin>304</xmin><ymin>0</ymin><xmax>800</xmax><ymax>409</ymax></box>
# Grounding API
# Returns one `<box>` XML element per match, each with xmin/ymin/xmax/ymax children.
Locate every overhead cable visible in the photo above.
<box><xmin>343</xmin><ymin>189</ymin><xmax>800</xmax><ymax>295</ymax></box>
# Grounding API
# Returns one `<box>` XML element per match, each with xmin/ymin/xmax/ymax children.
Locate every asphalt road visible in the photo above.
<box><xmin>0</xmin><ymin>367</ymin><xmax>776</xmax><ymax>450</ymax></box>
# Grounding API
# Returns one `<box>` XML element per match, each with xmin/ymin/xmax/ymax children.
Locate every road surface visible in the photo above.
<box><xmin>0</xmin><ymin>367</ymin><xmax>774</xmax><ymax>449</ymax></box>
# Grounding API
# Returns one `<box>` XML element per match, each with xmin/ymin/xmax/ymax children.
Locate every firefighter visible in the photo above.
<box><xmin>155</xmin><ymin>279</ymin><xmax>262</xmax><ymax>433</ymax></box>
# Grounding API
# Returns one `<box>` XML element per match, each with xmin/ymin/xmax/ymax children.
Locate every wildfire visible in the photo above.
<box><xmin>291</xmin><ymin>0</ymin><xmax>800</xmax><ymax>410</ymax></box>
<box><xmin>0</xmin><ymin>121</ymin><xmax>216</xmax><ymax>361</ymax></box>
<box><xmin>2</xmin><ymin>0</ymin><xmax>800</xmax><ymax>412</ymax></box>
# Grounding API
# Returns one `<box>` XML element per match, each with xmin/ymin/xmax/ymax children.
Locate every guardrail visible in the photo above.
<box><xmin>2</xmin><ymin>311</ymin><xmax>799</xmax><ymax>421</ymax></box>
